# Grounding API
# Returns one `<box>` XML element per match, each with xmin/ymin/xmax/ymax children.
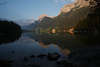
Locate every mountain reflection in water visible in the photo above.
<box><xmin>0</xmin><ymin>32</ymin><xmax>72</xmax><ymax>67</ymax></box>
<box><xmin>0</xmin><ymin>32</ymin><xmax>100</xmax><ymax>67</ymax></box>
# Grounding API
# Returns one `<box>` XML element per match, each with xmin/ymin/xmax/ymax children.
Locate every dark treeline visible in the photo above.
<box><xmin>0</xmin><ymin>20</ymin><xmax>22</xmax><ymax>44</ymax></box>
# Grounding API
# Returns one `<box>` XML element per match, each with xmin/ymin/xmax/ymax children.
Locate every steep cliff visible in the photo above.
<box><xmin>75</xmin><ymin>0</ymin><xmax>100</xmax><ymax>33</ymax></box>
<box><xmin>35</xmin><ymin>0</ymin><xmax>100</xmax><ymax>34</ymax></box>
<box><xmin>37</xmin><ymin>0</ymin><xmax>90</xmax><ymax>28</ymax></box>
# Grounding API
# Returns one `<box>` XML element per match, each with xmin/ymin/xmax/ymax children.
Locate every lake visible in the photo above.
<box><xmin>0</xmin><ymin>32</ymin><xmax>100</xmax><ymax>67</ymax></box>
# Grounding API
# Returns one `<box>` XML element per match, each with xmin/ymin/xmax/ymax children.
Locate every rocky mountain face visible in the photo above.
<box><xmin>35</xmin><ymin>0</ymin><xmax>96</xmax><ymax>33</ymax></box>
<box><xmin>35</xmin><ymin>0</ymin><xmax>100</xmax><ymax>35</ymax></box>
<box><xmin>74</xmin><ymin>0</ymin><xmax>100</xmax><ymax>35</ymax></box>
<box><xmin>38</xmin><ymin>16</ymin><xmax>55</xmax><ymax>29</ymax></box>
<box><xmin>25</xmin><ymin>0</ymin><xmax>100</xmax><ymax>35</ymax></box>
<box><xmin>56</xmin><ymin>0</ymin><xmax>90</xmax><ymax>26</ymax></box>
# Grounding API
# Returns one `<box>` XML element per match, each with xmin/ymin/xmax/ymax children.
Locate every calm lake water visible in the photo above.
<box><xmin>0</xmin><ymin>32</ymin><xmax>100</xmax><ymax>67</ymax></box>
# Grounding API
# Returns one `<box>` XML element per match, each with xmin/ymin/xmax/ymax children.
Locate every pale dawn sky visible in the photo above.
<box><xmin>0</xmin><ymin>0</ymin><xmax>74</xmax><ymax>20</ymax></box>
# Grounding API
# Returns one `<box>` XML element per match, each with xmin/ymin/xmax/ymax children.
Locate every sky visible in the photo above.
<box><xmin>0</xmin><ymin>0</ymin><xmax>74</xmax><ymax>21</ymax></box>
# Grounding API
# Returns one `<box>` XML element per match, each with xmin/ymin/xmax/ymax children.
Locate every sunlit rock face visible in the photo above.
<box><xmin>38</xmin><ymin>14</ymin><xmax>55</xmax><ymax>22</ymax></box>
<box><xmin>39</xmin><ymin>16</ymin><xmax>53</xmax><ymax>23</ymax></box>
<box><xmin>56</xmin><ymin>0</ymin><xmax>92</xmax><ymax>27</ymax></box>
<box><xmin>56</xmin><ymin>0</ymin><xmax>100</xmax><ymax>34</ymax></box>
<box><xmin>60</xmin><ymin>0</ymin><xmax>90</xmax><ymax>13</ymax></box>
<box><xmin>75</xmin><ymin>0</ymin><xmax>90</xmax><ymax>7</ymax></box>
<box><xmin>60</xmin><ymin>4</ymin><xmax>75</xmax><ymax>13</ymax></box>
<box><xmin>36</xmin><ymin>14</ymin><xmax>55</xmax><ymax>31</ymax></box>
<box><xmin>38</xmin><ymin>14</ymin><xmax>48</xmax><ymax>21</ymax></box>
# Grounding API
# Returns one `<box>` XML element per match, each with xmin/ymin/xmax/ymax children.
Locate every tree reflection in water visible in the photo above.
<box><xmin>0</xmin><ymin>20</ymin><xmax>22</xmax><ymax>44</ymax></box>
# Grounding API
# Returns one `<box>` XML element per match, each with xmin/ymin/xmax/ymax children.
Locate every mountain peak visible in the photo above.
<box><xmin>60</xmin><ymin>0</ymin><xmax>90</xmax><ymax>14</ymax></box>
<box><xmin>38</xmin><ymin>14</ymin><xmax>48</xmax><ymax>21</ymax></box>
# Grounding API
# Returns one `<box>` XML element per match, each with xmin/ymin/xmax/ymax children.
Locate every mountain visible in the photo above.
<box><xmin>32</xmin><ymin>15</ymin><xmax>55</xmax><ymax>33</ymax></box>
<box><xmin>55</xmin><ymin>0</ymin><xmax>91</xmax><ymax>28</ymax></box>
<box><xmin>22</xmin><ymin>20</ymin><xmax>40</xmax><ymax>31</ymax></box>
<box><xmin>38</xmin><ymin>16</ymin><xmax>55</xmax><ymax>28</ymax></box>
<box><xmin>74</xmin><ymin>0</ymin><xmax>100</xmax><ymax>33</ymax></box>
<box><xmin>25</xmin><ymin>0</ymin><xmax>100</xmax><ymax>35</ymax></box>
<box><xmin>21</xmin><ymin>15</ymin><xmax>54</xmax><ymax>31</ymax></box>
<box><xmin>34</xmin><ymin>0</ymin><xmax>91</xmax><ymax>33</ymax></box>
<box><xmin>15</xmin><ymin>19</ymin><xmax>37</xmax><ymax>31</ymax></box>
